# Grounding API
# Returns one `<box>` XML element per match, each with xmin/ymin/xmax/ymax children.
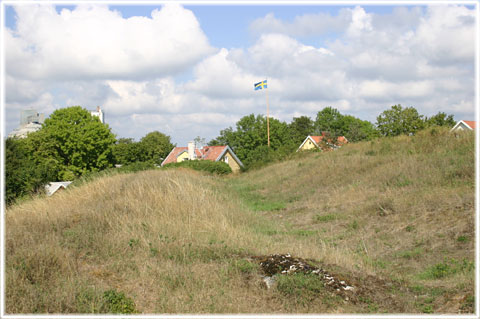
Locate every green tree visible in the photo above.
<box><xmin>425</xmin><ymin>112</ymin><xmax>456</xmax><ymax>127</ymax></box>
<box><xmin>339</xmin><ymin>115</ymin><xmax>379</xmax><ymax>142</ymax></box>
<box><xmin>112</xmin><ymin>138</ymin><xmax>144</xmax><ymax>165</ymax></box>
<box><xmin>209</xmin><ymin>114</ymin><xmax>293</xmax><ymax>167</ymax></box>
<box><xmin>5</xmin><ymin>137</ymin><xmax>58</xmax><ymax>204</ymax></box>
<box><xmin>289</xmin><ymin>116</ymin><xmax>314</xmax><ymax>145</ymax></box>
<box><xmin>138</xmin><ymin>131</ymin><xmax>175</xmax><ymax>165</ymax></box>
<box><xmin>314</xmin><ymin>107</ymin><xmax>343</xmax><ymax>136</ymax></box>
<box><xmin>376</xmin><ymin>104</ymin><xmax>426</xmax><ymax>137</ymax></box>
<box><xmin>29</xmin><ymin>106</ymin><xmax>116</xmax><ymax>180</ymax></box>
<box><xmin>314</xmin><ymin>107</ymin><xmax>377</xmax><ymax>142</ymax></box>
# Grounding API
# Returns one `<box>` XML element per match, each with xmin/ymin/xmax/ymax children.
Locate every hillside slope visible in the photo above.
<box><xmin>6</xmin><ymin>127</ymin><xmax>475</xmax><ymax>314</ymax></box>
<box><xmin>229</xmin><ymin>127</ymin><xmax>475</xmax><ymax>313</ymax></box>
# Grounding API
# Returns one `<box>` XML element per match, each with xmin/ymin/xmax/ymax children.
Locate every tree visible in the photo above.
<box><xmin>376</xmin><ymin>104</ymin><xmax>425</xmax><ymax>137</ymax></box>
<box><xmin>5</xmin><ymin>137</ymin><xmax>58</xmax><ymax>204</ymax></box>
<box><xmin>425</xmin><ymin>112</ymin><xmax>455</xmax><ymax>127</ymax></box>
<box><xmin>289</xmin><ymin>116</ymin><xmax>314</xmax><ymax>145</ymax></box>
<box><xmin>28</xmin><ymin>106</ymin><xmax>116</xmax><ymax>180</ymax></box>
<box><xmin>138</xmin><ymin>131</ymin><xmax>175</xmax><ymax>165</ymax></box>
<box><xmin>339</xmin><ymin>115</ymin><xmax>379</xmax><ymax>142</ymax></box>
<box><xmin>112</xmin><ymin>138</ymin><xmax>143</xmax><ymax>165</ymax></box>
<box><xmin>314</xmin><ymin>107</ymin><xmax>377</xmax><ymax>142</ymax></box>
<box><xmin>209</xmin><ymin>114</ymin><xmax>293</xmax><ymax>167</ymax></box>
<box><xmin>314</xmin><ymin>107</ymin><xmax>343</xmax><ymax>136</ymax></box>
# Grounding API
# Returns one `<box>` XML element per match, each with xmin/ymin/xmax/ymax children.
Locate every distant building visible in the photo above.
<box><xmin>161</xmin><ymin>141</ymin><xmax>244</xmax><ymax>173</ymax></box>
<box><xmin>8</xmin><ymin>109</ymin><xmax>45</xmax><ymax>139</ymax></box>
<box><xmin>90</xmin><ymin>106</ymin><xmax>104</xmax><ymax>123</ymax></box>
<box><xmin>297</xmin><ymin>134</ymin><xmax>348</xmax><ymax>152</ymax></box>
<box><xmin>45</xmin><ymin>181</ymin><xmax>72</xmax><ymax>196</ymax></box>
<box><xmin>451</xmin><ymin>120</ymin><xmax>476</xmax><ymax>132</ymax></box>
<box><xmin>20</xmin><ymin>109</ymin><xmax>44</xmax><ymax>125</ymax></box>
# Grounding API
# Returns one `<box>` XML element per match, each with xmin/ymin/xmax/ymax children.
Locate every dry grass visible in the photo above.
<box><xmin>5</xmin><ymin>127</ymin><xmax>475</xmax><ymax>314</ymax></box>
<box><xmin>6</xmin><ymin>169</ymin><xmax>355</xmax><ymax>313</ymax></box>
<box><xmin>229</xmin><ymin>127</ymin><xmax>475</xmax><ymax>313</ymax></box>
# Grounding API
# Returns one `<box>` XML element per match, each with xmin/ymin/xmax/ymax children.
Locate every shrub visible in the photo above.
<box><xmin>102</xmin><ymin>289</ymin><xmax>136</xmax><ymax>314</ymax></box>
<box><xmin>117</xmin><ymin>161</ymin><xmax>157</xmax><ymax>173</ymax></box>
<box><xmin>163</xmin><ymin>160</ymin><xmax>232</xmax><ymax>175</ymax></box>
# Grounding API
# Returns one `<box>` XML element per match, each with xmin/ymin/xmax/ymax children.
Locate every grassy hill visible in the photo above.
<box><xmin>5</xmin><ymin>127</ymin><xmax>475</xmax><ymax>314</ymax></box>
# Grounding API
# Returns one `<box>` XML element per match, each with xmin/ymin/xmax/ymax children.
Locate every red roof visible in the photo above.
<box><xmin>310</xmin><ymin>135</ymin><xmax>348</xmax><ymax>145</ymax></box>
<box><xmin>463</xmin><ymin>121</ymin><xmax>476</xmax><ymax>129</ymax></box>
<box><xmin>161</xmin><ymin>145</ymin><xmax>229</xmax><ymax>166</ymax></box>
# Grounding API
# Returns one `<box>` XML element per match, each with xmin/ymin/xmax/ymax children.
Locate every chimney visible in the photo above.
<box><xmin>188</xmin><ymin>141</ymin><xmax>196</xmax><ymax>160</ymax></box>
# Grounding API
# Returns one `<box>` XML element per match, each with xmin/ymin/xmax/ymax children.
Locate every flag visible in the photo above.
<box><xmin>254</xmin><ymin>80</ymin><xmax>267</xmax><ymax>90</ymax></box>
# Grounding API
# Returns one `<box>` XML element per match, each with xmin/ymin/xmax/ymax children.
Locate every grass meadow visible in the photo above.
<box><xmin>5</xmin><ymin>127</ymin><xmax>475</xmax><ymax>314</ymax></box>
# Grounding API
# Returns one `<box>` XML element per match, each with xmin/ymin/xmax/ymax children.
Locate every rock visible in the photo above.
<box><xmin>262</xmin><ymin>276</ymin><xmax>276</xmax><ymax>289</ymax></box>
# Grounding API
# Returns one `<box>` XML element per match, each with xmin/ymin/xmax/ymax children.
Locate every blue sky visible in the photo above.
<box><xmin>3</xmin><ymin>2</ymin><xmax>477</xmax><ymax>145</ymax></box>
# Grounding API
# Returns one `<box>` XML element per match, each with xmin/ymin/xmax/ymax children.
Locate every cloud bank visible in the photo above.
<box><xmin>4</xmin><ymin>4</ymin><xmax>476</xmax><ymax>145</ymax></box>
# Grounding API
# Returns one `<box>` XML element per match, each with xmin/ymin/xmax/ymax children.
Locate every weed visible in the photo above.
<box><xmin>276</xmin><ymin>273</ymin><xmax>325</xmax><ymax>297</ymax></box>
<box><xmin>288</xmin><ymin>229</ymin><xmax>318</xmax><ymax>237</ymax></box>
<box><xmin>419</xmin><ymin>258</ymin><xmax>474</xmax><ymax>279</ymax></box>
<box><xmin>349</xmin><ymin>220</ymin><xmax>359</xmax><ymax>230</ymax></box>
<box><xmin>315</xmin><ymin>214</ymin><xmax>336</xmax><ymax>222</ymax></box>
<box><xmin>232</xmin><ymin>259</ymin><xmax>259</xmax><ymax>274</ymax></box>
<box><xmin>128</xmin><ymin>238</ymin><xmax>139</xmax><ymax>248</ymax></box>
<box><xmin>396</xmin><ymin>247</ymin><xmax>423</xmax><ymax>260</ymax></box>
<box><xmin>148</xmin><ymin>243</ymin><xmax>159</xmax><ymax>257</ymax></box>
<box><xmin>405</xmin><ymin>225</ymin><xmax>414</xmax><ymax>232</ymax></box>
<box><xmin>102</xmin><ymin>289</ymin><xmax>136</xmax><ymax>314</ymax></box>
<box><xmin>457</xmin><ymin>235</ymin><xmax>468</xmax><ymax>242</ymax></box>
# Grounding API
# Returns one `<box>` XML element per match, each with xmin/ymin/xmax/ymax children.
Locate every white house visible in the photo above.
<box><xmin>451</xmin><ymin>120</ymin><xmax>476</xmax><ymax>132</ymax></box>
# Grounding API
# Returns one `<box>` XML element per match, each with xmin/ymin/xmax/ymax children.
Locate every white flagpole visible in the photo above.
<box><xmin>265</xmin><ymin>80</ymin><xmax>270</xmax><ymax>147</ymax></box>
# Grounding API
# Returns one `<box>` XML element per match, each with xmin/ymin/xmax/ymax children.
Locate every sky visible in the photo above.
<box><xmin>2</xmin><ymin>1</ymin><xmax>477</xmax><ymax>146</ymax></box>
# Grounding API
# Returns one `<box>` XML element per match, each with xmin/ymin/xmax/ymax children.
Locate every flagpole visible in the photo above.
<box><xmin>265</xmin><ymin>80</ymin><xmax>270</xmax><ymax>147</ymax></box>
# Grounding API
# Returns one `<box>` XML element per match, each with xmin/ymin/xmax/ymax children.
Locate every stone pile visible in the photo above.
<box><xmin>255</xmin><ymin>254</ymin><xmax>355</xmax><ymax>296</ymax></box>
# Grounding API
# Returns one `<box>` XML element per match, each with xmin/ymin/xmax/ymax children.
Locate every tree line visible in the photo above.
<box><xmin>5</xmin><ymin>104</ymin><xmax>455</xmax><ymax>204</ymax></box>
<box><xmin>209</xmin><ymin>104</ymin><xmax>455</xmax><ymax>168</ymax></box>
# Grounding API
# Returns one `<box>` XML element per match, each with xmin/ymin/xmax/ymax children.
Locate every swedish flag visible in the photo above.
<box><xmin>254</xmin><ymin>80</ymin><xmax>267</xmax><ymax>90</ymax></box>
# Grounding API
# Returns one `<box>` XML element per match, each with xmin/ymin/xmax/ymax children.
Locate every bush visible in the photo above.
<box><xmin>163</xmin><ymin>160</ymin><xmax>232</xmax><ymax>175</ymax></box>
<box><xmin>102</xmin><ymin>289</ymin><xmax>136</xmax><ymax>314</ymax></box>
<box><xmin>117</xmin><ymin>161</ymin><xmax>157</xmax><ymax>173</ymax></box>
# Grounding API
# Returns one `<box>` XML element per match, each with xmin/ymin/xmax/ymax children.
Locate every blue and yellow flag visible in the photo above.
<box><xmin>254</xmin><ymin>80</ymin><xmax>267</xmax><ymax>90</ymax></box>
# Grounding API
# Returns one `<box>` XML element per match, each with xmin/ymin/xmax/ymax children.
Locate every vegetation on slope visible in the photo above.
<box><xmin>229</xmin><ymin>127</ymin><xmax>475</xmax><ymax>313</ymax></box>
<box><xmin>6</xmin><ymin>127</ymin><xmax>474</xmax><ymax>314</ymax></box>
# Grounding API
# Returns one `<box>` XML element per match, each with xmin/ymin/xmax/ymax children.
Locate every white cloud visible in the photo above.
<box><xmin>4</xmin><ymin>4</ymin><xmax>475</xmax><ymax>145</ymax></box>
<box><xmin>6</xmin><ymin>3</ymin><xmax>214</xmax><ymax>81</ymax></box>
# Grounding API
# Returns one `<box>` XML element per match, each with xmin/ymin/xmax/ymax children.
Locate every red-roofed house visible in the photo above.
<box><xmin>161</xmin><ymin>142</ymin><xmax>244</xmax><ymax>173</ymax></box>
<box><xmin>451</xmin><ymin>120</ymin><xmax>476</xmax><ymax>132</ymax></box>
<box><xmin>297</xmin><ymin>134</ymin><xmax>348</xmax><ymax>152</ymax></box>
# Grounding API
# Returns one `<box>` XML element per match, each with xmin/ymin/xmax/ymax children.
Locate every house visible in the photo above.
<box><xmin>90</xmin><ymin>106</ymin><xmax>105</xmax><ymax>123</ymax></box>
<box><xmin>161</xmin><ymin>142</ymin><xmax>244</xmax><ymax>173</ymax></box>
<box><xmin>297</xmin><ymin>134</ymin><xmax>348</xmax><ymax>152</ymax></box>
<box><xmin>45</xmin><ymin>181</ymin><xmax>72</xmax><ymax>196</ymax></box>
<box><xmin>450</xmin><ymin>120</ymin><xmax>476</xmax><ymax>132</ymax></box>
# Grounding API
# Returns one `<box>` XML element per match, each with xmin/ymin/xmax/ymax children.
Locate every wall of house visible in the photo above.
<box><xmin>300</xmin><ymin>139</ymin><xmax>317</xmax><ymax>151</ymax></box>
<box><xmin>177</xmin><ymin>152</ymin><xmax>189</xmax><ymax>162</ymax></box>
<box><xmin>223</xmin><ymin>150</ymin><xmax>241</xmax><ymax>173</ymax></box>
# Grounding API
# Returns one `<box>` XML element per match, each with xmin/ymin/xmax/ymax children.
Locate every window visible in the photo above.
<box><xmin>224</xmin><ymin>156</ymin><xmax>229</xmax><ymax>164</ymax></box>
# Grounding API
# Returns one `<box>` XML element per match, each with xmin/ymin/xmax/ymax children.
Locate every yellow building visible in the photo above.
<box><xmin>297</xmin><ymin>135</ymin><xmax>348</xmax><ymax>152</ymax></box>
